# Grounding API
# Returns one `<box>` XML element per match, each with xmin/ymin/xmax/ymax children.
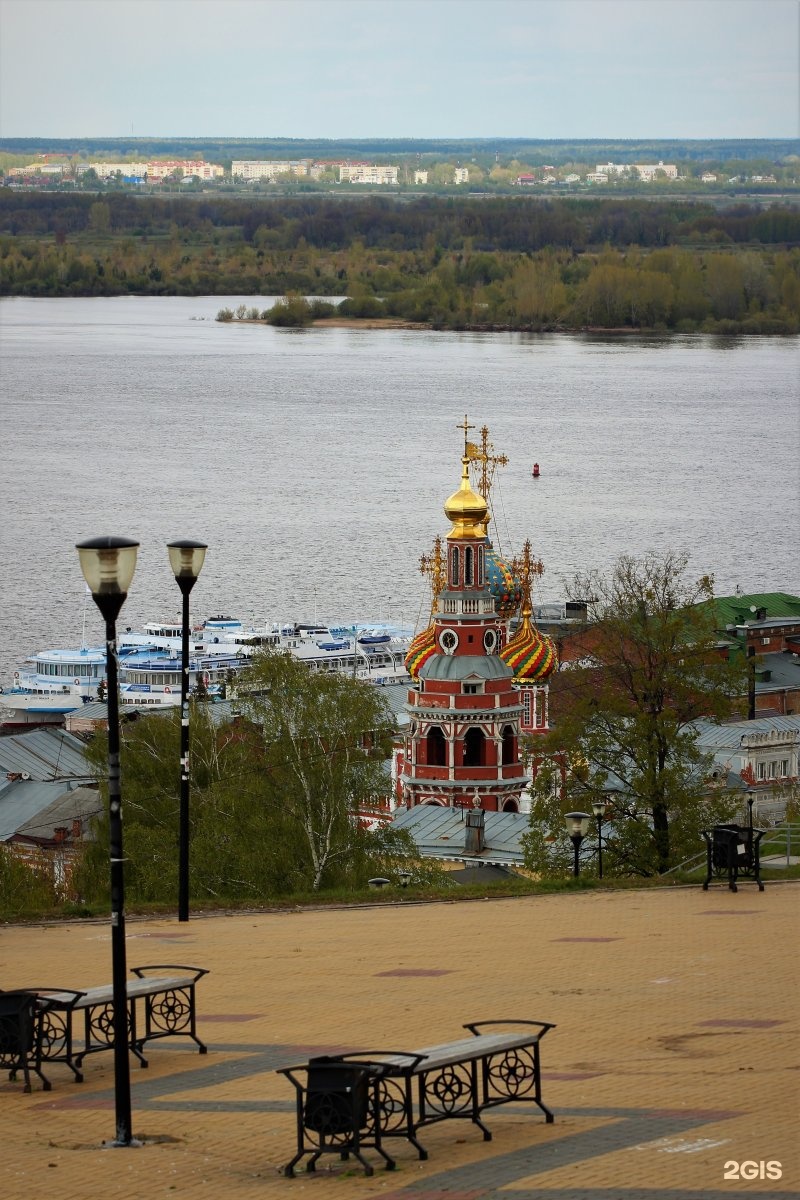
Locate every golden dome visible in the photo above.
<box><xmin>445</xmin><ymin>457</ymin><xmax>489</xmax><ymax>539</ymax></box>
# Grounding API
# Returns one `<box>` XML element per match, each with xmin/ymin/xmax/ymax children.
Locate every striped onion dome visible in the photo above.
<box><xmin>500</xmin><ymin>614</ymin><xmax>558</xmax><ymax>682</ymax></box>
<box><xmin>404</xmin><ymin>623</ymin><xmax>437</xmax><ymax>680</ymax></box>
<box><xmin>485</xmin><ymin>547</ymin><xmax>522</xmax><ymax>618</ymax></box>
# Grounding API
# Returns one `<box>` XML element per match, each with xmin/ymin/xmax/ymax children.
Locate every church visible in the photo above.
<box><xmin>397</xmin><ymin>421</ymin><xmax>557</xmax><ymax>814</ymax></box>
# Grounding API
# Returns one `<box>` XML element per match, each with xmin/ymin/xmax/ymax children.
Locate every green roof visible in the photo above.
<box><xmin>703</xmin><ymin>592</ymin><xmax>800</xmax><ymax>629</ymax></box>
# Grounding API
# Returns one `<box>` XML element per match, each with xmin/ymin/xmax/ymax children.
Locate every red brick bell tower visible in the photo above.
<box><xmin>401</xmin><ymin>423</ymin><xmax>529</xmax><ymax>813</ymax></box>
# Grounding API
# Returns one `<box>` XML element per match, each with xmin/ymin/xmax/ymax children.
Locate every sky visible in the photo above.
<box><xmin>0</xmin><ymin>0</ymin><xmax>797</xmax><ymax>141</ymax></box>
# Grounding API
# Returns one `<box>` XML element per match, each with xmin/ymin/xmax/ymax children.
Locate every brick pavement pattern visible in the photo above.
<box><xmin>1</xmin><ymin>884</ymin><xmax>798</xmax><ymax>1199</ymax></box>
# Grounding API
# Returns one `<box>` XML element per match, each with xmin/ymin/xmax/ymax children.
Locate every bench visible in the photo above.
<box><xmin>32</xmin><ymin>964</ymin><xmax>208</xmax><ymax>1084</ymax></box>
<box><xmin>279</xmin><ymin>1018</ymin><xmax>555</xmax><ymax>1176</ymax></box>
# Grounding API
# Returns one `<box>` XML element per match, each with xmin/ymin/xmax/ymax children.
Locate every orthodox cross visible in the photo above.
<box><xmin>457</xmin><ymin>414</ymin><xmax>475</xmax><ymax>455</ymax></box>
<box><xmin>419</xmin><ymin>535</ymin><xmax>446</xmax><ymax>615</ymax></box>
<box><xmin>511</xmin><ymin>539</ymin><xmax>544</xmax><ymax>618</ymax></box>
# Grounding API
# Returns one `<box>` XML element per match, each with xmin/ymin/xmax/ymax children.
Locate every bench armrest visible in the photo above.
<box><xmin>131</xmin><ymin>964</ymin><xmax>209</xmax><ymax>981</ymax></box>
<box><xmin>24</xmin><ymin>988</ymin><xmax>86</xmax><ymax>1011</ymax></box>
<box><xmin>464</xmin><ymin>1019</ymin><xmax>556</xmax><ymax>1038</ymax></box>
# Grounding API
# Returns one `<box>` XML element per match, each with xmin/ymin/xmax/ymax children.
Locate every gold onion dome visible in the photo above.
<box><xmin>444</xmin><ymin>457</ymin><xmax>489</xmax><ymax>539</ymax></box>
<box><xmin>500</xmin><ymin>613</ymin><xmax>558</xmax><ymax>682</ymax></box>
<box><xmin>404</xmin><ymin>623</ymin><xmax>437</xmax><ymax>680</ymax></box>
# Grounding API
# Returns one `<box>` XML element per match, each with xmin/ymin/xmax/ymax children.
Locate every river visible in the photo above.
<box><xmin>0</xmin><ymin>295</ymin><xmax>797</xmax><ymax>684</ymax></box>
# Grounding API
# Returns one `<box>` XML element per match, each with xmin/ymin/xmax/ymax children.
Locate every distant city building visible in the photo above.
<box><xmin>454</xmin><ymin>167</ymin><xmax>469</xmax><ymax>184</ymax></box>
<box><xmin>231</xmin><ymin>160</ymin><xmax>310</xmax><ymax>180</ymax></box>
<box><xmin>8</xmin><ymin>163</ymin><xmax>66</xmax><ymax>176</ymax></box>
<box><xmin>751</xmin><ymin>175</ymin><xmax>777</xmax><ymax>184</ymax></box>
<box><xmin>564</xmin><ymin>173</ymin><xmax>581</xmax><ymax>183</ymax></box>
<box><xmin>634</xmin><ymin>161</ymin><xmax>678</xmax><ymax>180</ymax></box>
<box><xmin>586</xmin><ymin>172</ymin><xmax>610</xmax><ymax>183</ymax></box>
<box><xmin>339</xmin><ymin>163</ymin><xmax>399</xmax><ymax>184</ymax></box>
<box><xmin>414</xmin><ymin>170</ymin><xmax>428</xmax><ymax>185</ymax></box>
<box><xmin>145</xmin><ymin>160</ymin><xmax>223</xmax><ymax>181</ymax></box>
<box><xmin>700</xmin><ymin>172</ymin><xmax>718</xmax><ymax>183</ymax></box>
<box><xmin>595</xmin><ymin>162</ymin><xmax>628</xmax><ymax>176</ymax></box>
<box><xmin>82</xmin><ymin>162</ymin><xmax>148</xmax><ymax>180</ymax></box>
<box><xmin>516</xmin><ymin>174</ymin><xmax>536</xmax><ymax>186</ymax></box>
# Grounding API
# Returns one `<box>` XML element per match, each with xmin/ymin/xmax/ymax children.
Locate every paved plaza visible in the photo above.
<box><xmin>2</xmin><ymin>882</ymin><xmax>798</xmax><ymax>1199</ymax></box>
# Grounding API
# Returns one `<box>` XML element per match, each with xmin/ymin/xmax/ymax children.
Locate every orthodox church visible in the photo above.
<box><xmin>397</xmin><ymin>420</ymin><xmax>557</xmax><ymax>814</ymax></box>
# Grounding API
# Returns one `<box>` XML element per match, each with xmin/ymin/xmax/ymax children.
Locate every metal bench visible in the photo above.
<box><xmin>279</xmin><ymin>1018</ymin><xmax>555</xmax><ymax>1175</ymax></box>
<box><xmin>33</xmin><ymin>964</ymin><xmax>208</xmax><ymax>1083</ymax></box>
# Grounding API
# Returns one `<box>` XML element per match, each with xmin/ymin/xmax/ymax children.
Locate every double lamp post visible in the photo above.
<box><xmin>564</xmin><ymin>798</ymin><xmax>607</xmax><ymax>879</ymax></box>
<box><xmin>76</xmin><ymin>535</ymin><xmax>206</xmax><ymax>1146</ymax></box>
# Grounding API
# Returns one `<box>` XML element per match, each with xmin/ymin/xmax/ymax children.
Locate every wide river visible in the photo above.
<box><xmin>0</xmin><ymin>296</ymin><xmax>797</xmax><ymax>684</ymax></box>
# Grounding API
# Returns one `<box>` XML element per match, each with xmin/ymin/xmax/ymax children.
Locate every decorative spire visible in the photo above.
<box><xmin>419</xmin><ymin>535</ymin><xmax>446</xmax><ymax>619</ymax></box>
<box><xmin>501</xmin><ymin>540</ymin><xmax>558</xmax><ymax>682</ymax></box>
<box><xmin>444</xmin><ymin>434</ymin><xmax>488</xmax><ymax>540</ymax></box>
<box><xmin>465</xmin><ymin>424</ymin><xmax>508</xmax><ymax>535</ymax></box>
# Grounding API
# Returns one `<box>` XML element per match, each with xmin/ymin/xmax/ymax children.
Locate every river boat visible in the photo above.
<box><xmin>0</xmin><ymin>614</ymin><xmax>413</xmax><ymax>728</ymax></box>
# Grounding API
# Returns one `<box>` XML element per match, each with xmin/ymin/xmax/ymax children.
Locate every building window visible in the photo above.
<box><xmin>502</xmin><ymin>724</ymin><xmax>516</xmax><ymax>765</ymax></box>
<box><xmin>756</xmin><ymin>762</ymin><xmax>766</xmax><ymax>780</ymax></box>
<box><xmin>427</xmin><ymin>726</ymin><xmax>447</xmax><ymax>766</ymax></box>
<box><xmin>465</xmin><ymin>546</ymin><xmax>473</xmax><ymax>585</ymax></box>
<box><xmin>464</xmin><ymin>727</ymin><xmax>485</xmax><ymax>767</ymax></box>
<box><xmin>450</xmin><ymin>546</ymin><xmax>460</xmax><ymax>587</ymax></box>
<box><xmin>779</xmin><ymin>759</ymin><xmax>789</xmax><ymax>777</ymax></box>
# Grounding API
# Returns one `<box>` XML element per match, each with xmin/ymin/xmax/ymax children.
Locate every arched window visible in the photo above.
<box><xmin>463</xmin><ymin>727</ymin><xmax>485</xmax><ymax>767</ymax></box>
<box><xmin>426</xmin><ymin>726</ymin><xmax>447</xmax><ymax>766</ymax></box>
<box><xmin>464</xmin><ymin>545</ymin><xmax>473</xmax><ymax>585</ymax></box>
<box><xmin>450</xmin><ymin>546</ymin><xmax>460</xmax><ymax>588</ymax></box>
<box><xmin>502</xmin><ymin>798</ymin><xmax>519</xmax><ymax>813</ymax></box>
<box><xmin>477</xmin><ymin>546</ymin><xmax>484</xmax><ymax>585</ymax></box>
<box><xmin>502</xmin><ymin>724</ymin><xmax>516</xmax><ymax>765</ymax></box>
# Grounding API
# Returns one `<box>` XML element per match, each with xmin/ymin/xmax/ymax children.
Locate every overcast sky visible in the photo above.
<box><xmin>0</xmin><ymin>0</ymin><xmax>797</xmax><ymax>140</ymax></box>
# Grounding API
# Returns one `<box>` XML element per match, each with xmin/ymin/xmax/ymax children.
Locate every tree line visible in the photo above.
<box><xmin>2</xmin><ymin>194</ymin><xmax>799</xmax><ymax>332</ymax></box>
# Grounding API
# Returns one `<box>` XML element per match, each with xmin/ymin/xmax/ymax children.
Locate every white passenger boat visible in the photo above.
<box><xmin>0</xmin><ymin>615</ymin><xmax>412</xmax><ymax>728</ymax></box>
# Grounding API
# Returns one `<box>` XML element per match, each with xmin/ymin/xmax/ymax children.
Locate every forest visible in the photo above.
<box><xmin>2</xmin><ymin>192</ymin><xmax>799</xmax><ymax>333</ymax></box>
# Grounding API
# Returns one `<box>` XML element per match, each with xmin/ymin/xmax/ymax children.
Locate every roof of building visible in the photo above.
<box><xmin>420</xmin><ymin>655</ymin><xmax>512</xmax><ymax>682</ymax></box>
<box><xmin>0</xmin><ymin>727</ymin><xmax>94</xmax><ymax>782</ymax></box>
<box><xmin>708</xmin><ymin>593</ymin><xmax>800</xmax><ymax>629</ymax></box>
<box><xmin>693</xmin><ymin>714</ymin><xmax>800</xmax><ymax>751</ymax></box>
<box><xmin>391</xmin><ymin>804</ymin><xmax>528</xmax><ymax>865</ymax></box>
<box><xmin>11</xmin><ymin>785</ymin><xmax>102</xmax><ymax>843</ymax></box>
<box><xmin>0</xmin><ymin>780</ymin><xmax>99</xmax><ymax>842</ymax></box>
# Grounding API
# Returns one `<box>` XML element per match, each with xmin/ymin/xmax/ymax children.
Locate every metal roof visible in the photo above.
<box><xmin>0</xmin><ymin>728</ymin><xmax>94</xmax><ymax>782</ymax></box>
<box><xmin>693</xmin><ymin>714</ymin><xmax>800</xmax><ymax>751</ymax></box>
<box><xmin>0</xmin><ymin>781</ymin><xmax>90</xmax><ymax>841</ymax></box>
<box><xmin>708</xmin><ymin>593</ymin><xmax>800</xmax><ymax>628</ymax></box>
<box><xmin>391</xmin><ymin>804</ymin><xmax>528</xmax><ymax>865</ymax></box>
<box><xmin>13</xmin><ymin>785</ymin><xmax>102</xmax><ymax>842</ymax></box>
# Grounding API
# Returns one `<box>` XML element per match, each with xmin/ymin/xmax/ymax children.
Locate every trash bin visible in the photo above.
<box><xmin>701</xmin><ymin>824</ymin><xmax>764</xmax><ymax>893</ymax></box>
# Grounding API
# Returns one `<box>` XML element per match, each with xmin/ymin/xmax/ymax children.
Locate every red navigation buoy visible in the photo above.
<box><xmin>532</xmin><ymin>462</ymin><xmax>540</xmax><ymax>478</ymax></box>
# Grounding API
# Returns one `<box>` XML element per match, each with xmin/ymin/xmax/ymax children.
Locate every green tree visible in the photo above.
<box><xmin>525</xmin><ymin>552</ymin><xmax>744</xmax><ymax>877</ymax></box>
<box><xmin>239</xmin><ymin>650</ymin><xmax>396</xmax><ymax>890</ymax></box>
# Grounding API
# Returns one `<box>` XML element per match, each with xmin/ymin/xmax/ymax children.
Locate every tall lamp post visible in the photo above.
<box><xmin>167</xmin><ymin>539</ymin><xmax>207</xmax><ymax>924</ymax></box>
<box><xmin>565</xmin><ymin>811</ymin><xmax>591</xmax><ymax>878</ymax></box>
<box><xmin>592</xmin><ymin>799</ymin><xmax>605</xmax><ymax>879</ymax></box>
<box><xmin>76</xmin><ymin>535</ymin><xmax>139</xmax><ymax>1147</ymax></box>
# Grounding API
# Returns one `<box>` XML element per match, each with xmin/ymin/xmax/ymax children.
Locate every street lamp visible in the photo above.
<box><xmin>564</xmin><ymin>811</ymin><xmax>591</xmax><ymax>878</ymax></box>
<box><xmin>167</xmin><ymin>540</ymin><xmax>207</xmax><ymax>924</ymax></box>
<box><xmin>591</xmin><ymin>798</ymin><xmax>605</xmax><ymax>879</ymax></box>
<box><xmin>76</xmin><ymin>535</ymin><xmax>139</xmax><ymax>1147</ymax></box>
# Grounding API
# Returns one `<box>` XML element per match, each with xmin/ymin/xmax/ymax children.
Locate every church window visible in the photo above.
<box><xmin>502</xmin><ymin>724</ymin><xmax>516</xmax><ymax>765</ymax></box>
<box><xmin>477</xmin><ymin>546</ymin><xmax>484</xmax><ymax>585</ymax></box>
<box><xmin>464</xmin><ymin>727</ymin><xmax>485</xmax><ymax>767</ymax></box>
<box><xmin>450</xmin><ymin>546</ymin><xmax>460</xmax><ymax>587</ymax></box>
<box><xmin>427</xmin><ymin>726</ymin><xmax>447</xmax><ymax>766</ymax></box>
<box><xmin>465</xmin><ymin>546</ymin><xmax>474</xmax><ymax>585</ymax></box>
